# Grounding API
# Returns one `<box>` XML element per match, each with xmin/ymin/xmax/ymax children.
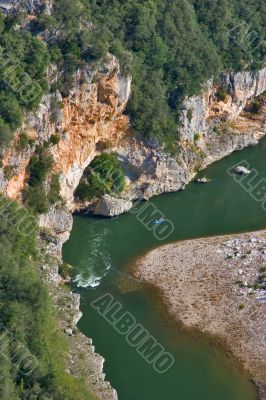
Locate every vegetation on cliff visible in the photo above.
<box><xmin>51</xmin><ymin>0</ymin><xmax>266</xmax><ymax>142</ymax></box>
<box><xmin>0</xmin><ymin>12</ymin><xmax>50</xmax><ymax>145</ymax></box>
<box><xmin>75</xmin><ymin>153</ymin><xmax>125</xmax><ymax>201</ymax></box>
<box><xmin>23</xmin><ymin>145</ymin><xmax>62</xmax><ymax>214</ymax></box>
<box><xmin>1</xmin><ymin>1</ymin><xmax>265</xmax><ymax>147</ymax></box>
<box><xmin>0</xmin><ymin>197</ymin><xmax>96</xmax><ymax>399</ymax></box>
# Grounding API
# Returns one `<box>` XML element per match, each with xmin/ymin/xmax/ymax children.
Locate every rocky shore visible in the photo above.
<box><xmin>133</xmin><ymin>231</ymin><xmax>266</xmax><ymax>399</ymax></box>
<box><xmin>38</xmin><ymin>207</ymin><xmax>118</xmax><ymax>400</ymax></box>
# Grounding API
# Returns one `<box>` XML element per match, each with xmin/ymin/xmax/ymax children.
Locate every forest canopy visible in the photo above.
<box><xmin>51</xmin><ymin>0</ymin><xmax>266</xmax><ymax>142</ymax></box>
<box><xmin>0</xmin><ymin>0</ymin><xmax>265</xmax><ymax>144</ymax></box>
<box><xmin>0</xmin><ymin>198</ymin><xmax>95</xmax><ymax>399</ymax></box>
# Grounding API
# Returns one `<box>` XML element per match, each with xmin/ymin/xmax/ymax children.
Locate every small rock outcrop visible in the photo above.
<box><xmin>39</xmin><ymin>207</ymin><xmax>73</xmax><ymax>244</ymax></box>
<box><xmin>0</xmin><ymin>0</ymin><xmax>53</xmax><ymax>14</ymax></box>
<box><xmin>94</xmin><ymin>194</ymin><xmax>133</xmax><ymax>217</ymax></box>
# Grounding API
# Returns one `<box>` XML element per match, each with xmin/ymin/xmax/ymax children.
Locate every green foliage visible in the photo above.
<box><xmin>75</xmin><ymin>182</ymin><xmax>91</xmax><ymax>202</ymax></box>
<box><xmin>1</xmin><ymin>1</ymin><xmax>265</xmax><ymax>149</ymax></box>
<box><xmin>3</xmin><ymin>165</ymin><xmax>14</xmax><ymax>180</ymax></box>
<box><xmin>0</xmin><ymin>197</ymin><xmax>96</xmax><ymax>399</ymax></box>
<box><xmin>75</xmin><ymin>153</ymin><xmax>125</xmax><ymax>200</ymax></box>
<box><xmin>194</xmin><ymin>132</ymin><xmax>201</xmax><ymax>142</ymax></box>
<box><xmin>27</xmin><ymin>146</ymin><xmax>54</xmax><ymax>187</ymax></box>
<box><xmin>16</xmin><ymin>132</ymin><xmax>29</xmax><ymax>150</ymax></box>
<box><xmin>0</xmin><ymin>11</ymin><xmax>50</xmax><ymax>146</ymax></box>
<box><xmin>23</xmin><ymin>185</ymin><xmax>49</xmax><ymax>214</ymax></box>
<box><xmin>59</xmin><ymin>262</ymin><xmax>72</xmax><ymax>279</ymax></box>
<box><xmin>187</xmin><ymin>109</ymin><xmax>193</xmax><ymax>122</ymax></box>
<box><xmin>216</xmin><ymin>87</ymin><xmax>228</xmax><ymax>102</ymax></box>
<box><xmin>52</xmin><ymin>0</ymin><xmax>262</xmax><ymax>144</ymax></box>
<box><xmin>0</xmin><ymin>117</ymin><xmax>13</xmax><ymax>146</ymax></box>
<box><xmin>49</xmin><ymin>134</ymin><xmax>60</xmax><ymax>145</ymax></box>
<box><xmin>23</xmin><ymin>146</ymin><xmax>55</xmax><ymax>213</ymax></box>
<box><xmin>48</xmin><ymin>174</ymin><xmax>62</xmax><ymax>206</ymax></box>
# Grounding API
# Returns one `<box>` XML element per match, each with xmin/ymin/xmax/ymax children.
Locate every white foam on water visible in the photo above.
<box><xmin>73</xmin><ymin>225</ymin><xmax>112</xmax><ymax>288</ymax></box>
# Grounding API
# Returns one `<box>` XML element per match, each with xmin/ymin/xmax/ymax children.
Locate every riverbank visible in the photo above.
<box><xmin>133</xmin><ymin>231</ymin><xmax>266</xmax><ymax>399</ymax></box>
<box><xmin>38</xmin><ymin>208</ymin><xmax>118</xmax><ymax>400</ymax></box>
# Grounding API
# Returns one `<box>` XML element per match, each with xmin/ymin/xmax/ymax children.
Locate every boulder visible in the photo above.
<box><xmin>94</xmin><ymin>195</ymin><xmax>133</xmax><ymax>217</ymax></box>
<box><xmin>39</xmin><ymin>207</ymin><xmax>73</xmax><ymax>243</ymax></box>
<box><xmin>196</xmin><ymin>177</ymin><xmax>210</xmax><ymax>184</ymax></box>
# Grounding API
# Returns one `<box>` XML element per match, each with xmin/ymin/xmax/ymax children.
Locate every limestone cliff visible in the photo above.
<box><xmin>0</xmin><ymin>55</ymin><xmax>131</xmax><ymax>208</ymax></box>
<box><xmin>180</xmin><ymin>67</ymin><xmax>266</xmax><ymax>141</ymax></box>
<box><xmin>0</xmin><ymin>54</ymin><xmax>265</xmax><ymax>208</ymax></box>
<box><xmin>0</xmin><ymin>29</ymin><xmax>265</xmax><ymax>400</ymax></box>
<box><xmin>115</xmin><ymin>68</ymin><xmax>266</xmax><ymax>200</ymax></box>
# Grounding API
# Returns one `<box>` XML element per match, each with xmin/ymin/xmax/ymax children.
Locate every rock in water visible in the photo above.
<box><xmin>196</xmin><ymin>177</ymin><xmax>210</xmax><ymax>184</ymax></box>
<box><xmin>94</xmin><ymin>195</ymin><xmax>133</xmax><ymax>217</ymax></box>
<box><xmin>234</xmin><ymin>165</ymin><xmax>251</xmax><ymax>175</ymax></box>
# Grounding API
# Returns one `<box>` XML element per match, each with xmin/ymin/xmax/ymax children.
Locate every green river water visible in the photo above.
<box><xmin>63</xmin><ymin>137</ymin><xmax>266</xmax><ymax>400</ymax></box>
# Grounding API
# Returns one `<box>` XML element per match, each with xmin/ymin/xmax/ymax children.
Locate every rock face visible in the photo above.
<box><xmin>0</xmin><ymin>57</ymin><xmax>265</xmax><ymax>208</ymax></box>
<box><xmin>94</xmin><ymin>194</ymin><xmax>133</xmax><ymax>217</ymax></box>
<box><xmin>39</xmin><ymin>207</ymin><xmax>73</xmax><ymax>244</ymax></box>
<box><xmin>0</xmin><ymin>0</ymin><xmax>53</xmax><ymax>14</ymax></box>
<box><xmin>0</xmin><ymin>55</ymin><xmax>131</xmax><ymax>207</ymax></box>
<box><xmin>116</xmin><ymin>97</ymin><xmax>266</xmax><ymax>200</ymax></box>
<box><xmin>52</xmin><ymin>57</ymin><xmax>131</xmax><ymax>206</ymax></box>
<box><xmin>179</xmin><ymin>67</ymin><xmax>266</xmax><ymax>141</ymax></box>
<box><xmin>1</xmin><ymin>55</ymin><xmax>265</xmax><ymax>210</ymax></box>
<box><xmin>116</xmin><ymin>138</ymin><xmax>189</xmax><ymax>200</ymax></box>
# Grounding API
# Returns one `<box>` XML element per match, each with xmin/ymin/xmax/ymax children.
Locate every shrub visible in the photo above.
<box><xmin>194</xmin><ymin>132</ymin><xmax>201</xmax><ymax>142</ymax></box>
<box><xmin>27</xmin><ymin>146</ymin><xmax>54</xmax><ymax>186</ymax></box>
<box><xmin>0</xmin><ymin>11</ymin><xmax>50</xmax><ymax>145</ymax></box>
<box><xmin>75</xmin><ymin>153</ymin><xmax>125</xmax><ymax>201</ymax></box>
<box><xmin>3</xmin><ymin>165</ymin><xmax>14</xmax><ymax>180</ymax></box>
<box><xmin>23</xmin><ymin>185</ymin><xmax>49</xmax><ymax>214</ymax></box>
<box><xmin>16</xmin><ymin>132</ymin><xmax>29</xmax><ymax>150</ymax></box>
<box><xmin>0</xmin><ymin>94</ymin><xmax>22</xmax><ymax>130</ymax></box>
<box><xmin>48</xmin><ymin>174</ymin><xmax>62</xmax><ymax>205</ymax></box>
<box><xmin>216</xmin><ymin>87</ymin><xmax>227</xmax><ymax>102</ymax></box>
<box><xmin>24</xmin><ymin>146</ymin><xmax>55</xmax><ymax>213</ymax></box>
<box><xmin>0</xmin><ymin>118</ymin><xmax>13</xmax><ymax>147</ymax></box>
<box><xmin>74</xmin><ymin>182</ymin><xmax>91</xmax><ymax>201</ymax></box>
<box><xmin>59</xmin><ymin>262</ymin><xmax>72</xmax><ymax>279</ymax></box>
<box><xmin>88</xmin><ymin>153</ymin><xmax>125</xmax><ymax>198</ymax></box>
<box><xmin>49</xmin><ymin>134</ymin><xmax>60</xmax><ymax>145</ymax></box>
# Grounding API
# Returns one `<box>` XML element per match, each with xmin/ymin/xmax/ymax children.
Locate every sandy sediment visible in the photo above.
<box><xmin>133</xmin><ymin>231</ymin><xmax>266</xmax><ymax>399</ymax></box>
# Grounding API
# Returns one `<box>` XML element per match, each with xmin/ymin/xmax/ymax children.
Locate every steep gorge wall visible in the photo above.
<box><xmin>0</xmin><ymin>55</ymin><xmax>131</xmax><ymax>207</ymax></box>
<box><xmin>180</xmin><ymin>67</ymin><xmax>266</xmax><ymax>141</ymax></box>
<box><xmin>115</xmin><ymin>67</ymin><xmax>266</xmax><ymax>201</ymax></box>
<box><xmin>0</xmin><ymin>55</ymin><xmax>265</xmax><ymax>208</ymax></box>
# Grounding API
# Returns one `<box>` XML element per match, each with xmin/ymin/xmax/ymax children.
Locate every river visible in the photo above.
<box><xmin>63</xmin><ymin>136</ymin><xmax>266</xmax><ymax>400</ymax></box>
